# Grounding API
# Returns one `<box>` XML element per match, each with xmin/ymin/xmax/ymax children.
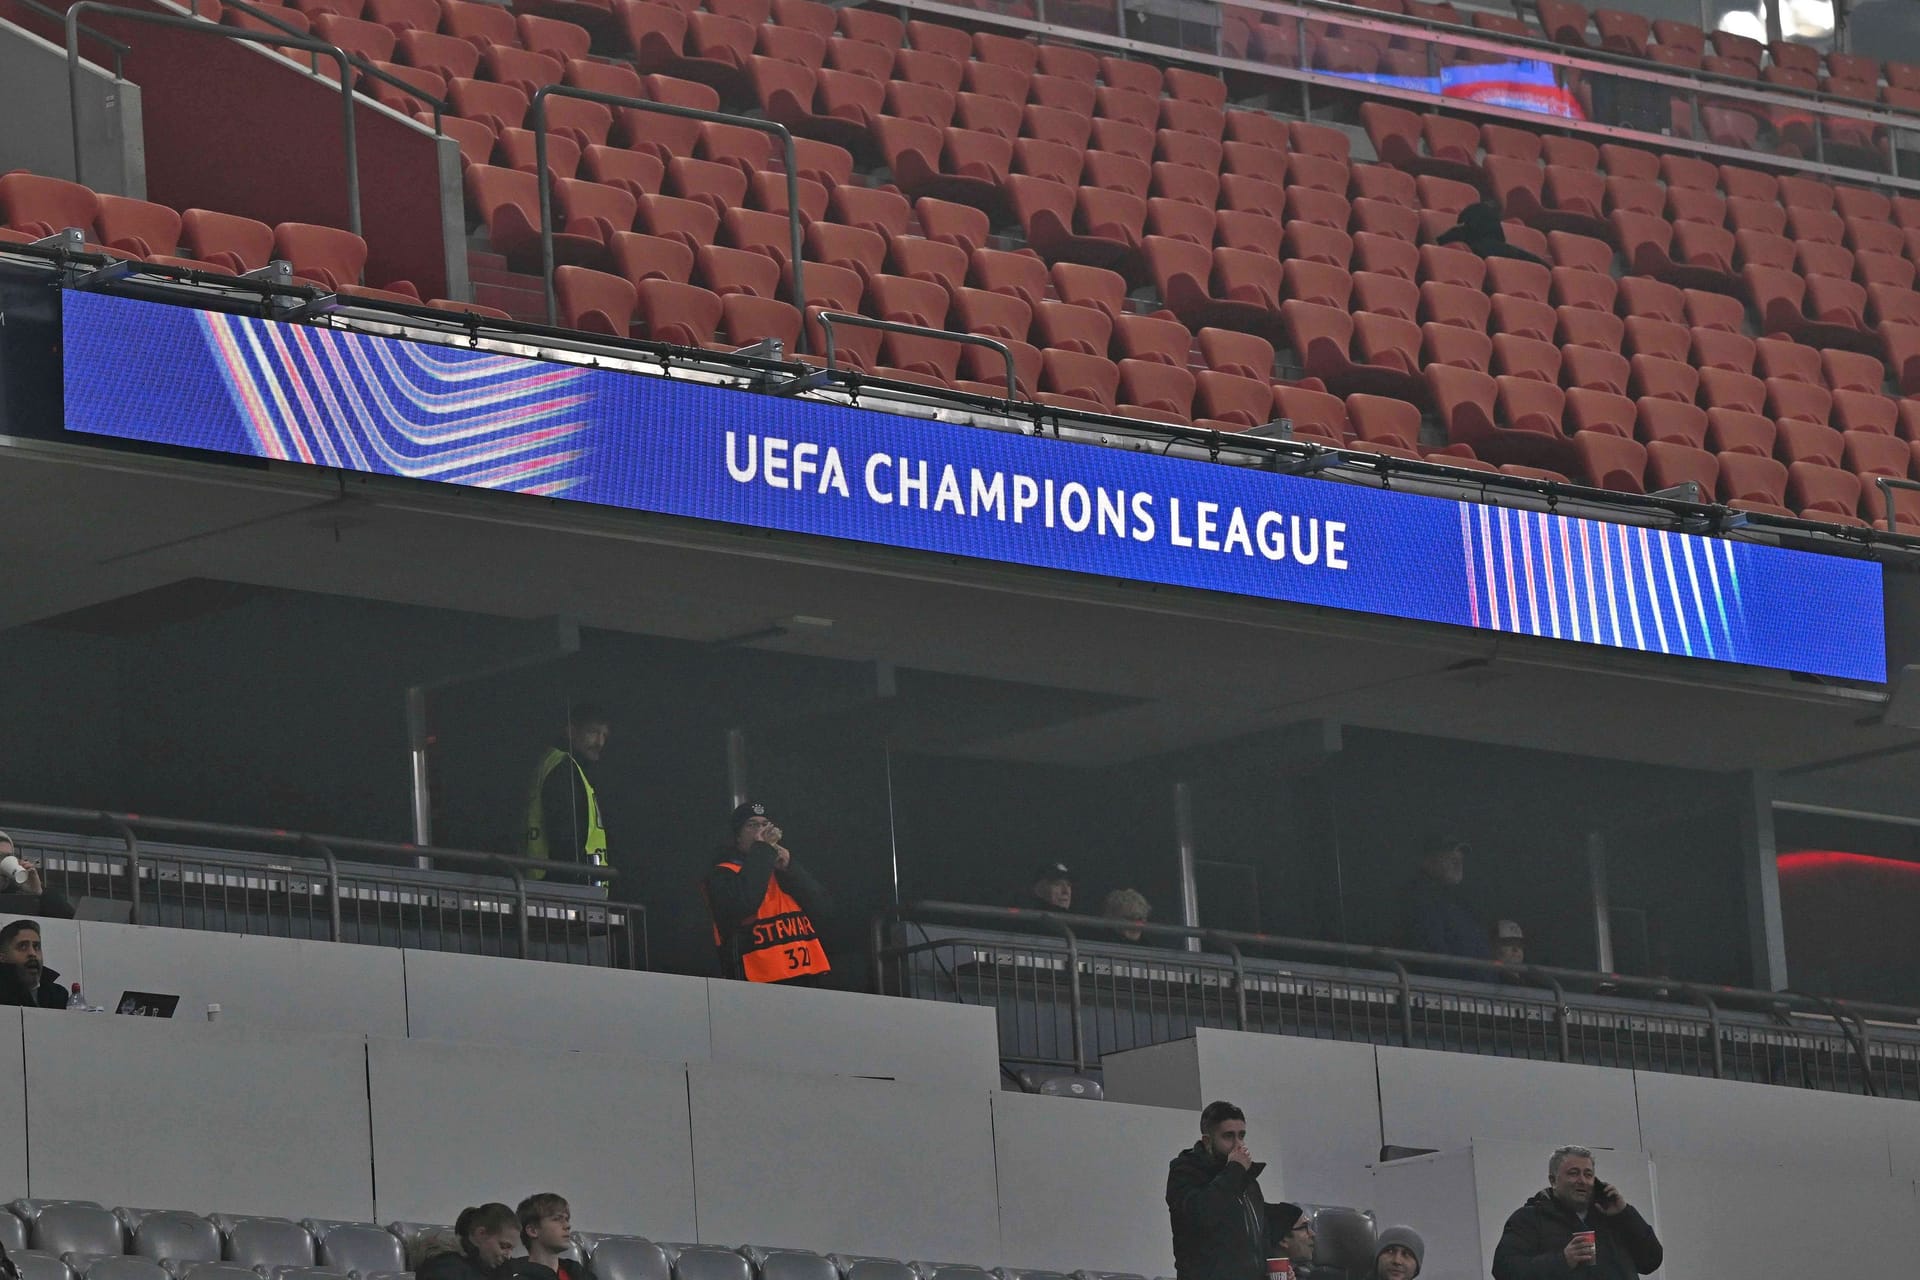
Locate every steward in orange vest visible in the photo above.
<box><xmin>705</xmin><ymin>802</ymin><xmax>832</xmax><ymax>985</ymax></box>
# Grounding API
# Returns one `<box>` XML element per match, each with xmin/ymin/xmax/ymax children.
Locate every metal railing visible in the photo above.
<box><xmin>874</xmin><ymin>901</ymin><xmax>1920</xmax><ymax>1099</ymax></box>
<box><xmin>814</xmin><ymin>312</ymin><xmax>1020</xmax><ymax>402</ymax></box>
<box><xmin>6</xmin><ymin>0</ymin><xmax>127</xmax><ymax>76</ymax></box>
<box><xmin>217</xmin><ymin>0</ymin><xmax>451</xmax><ymax>134</ymax></box>
<box><xmin>0</xmin><ymin>800</ymin><xmax>646</xmax><ymax>969</ymax></box>
<box><xmin>921</xmin><ymin>0</ymin><xmax>1920</xmax><ymax>187</ymax></box>
<box><xmin>1874</xmin><ymin>476</ymin><xmax>1920</xmax><ymax>534</ymax></box>
<box><xmin>530</xmin><ymin>85</ymin><xmax>806</xmax><ymax>341</ymax></box>
<box><xmin>64</xmin><ymin>2</ymin><xmax>363</xmax><ymax>234</ymax></box>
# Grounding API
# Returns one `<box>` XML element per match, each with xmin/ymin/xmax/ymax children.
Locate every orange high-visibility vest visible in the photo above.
<box><xmin>710</xmin><ymin>860</ymin><xmax>831</xmax><ymax>982</ymax></box>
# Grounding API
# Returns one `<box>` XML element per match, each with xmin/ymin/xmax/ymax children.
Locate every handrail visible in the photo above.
<box><xmin>876</xmin><ymin>900</ymin><xmax>1920</xmax><ymax>1082</ymax></box>
<box><xmin>220</xmin><ymin>0</ymin><xmax>449</xmax><ymax>133</ymax></box>
<box><xmin>1873</xmin><ymin>476</ymin><xmax>1920</xmax><ymax>534</ymax></box>
<box><xmin>0</xmin><ymin>798</ymin><xmax>616</xmax><ymax>885</ymax></box>
<box><xmin>65</xmin><ymin>2</ymin><xmax>363</xmax><ymax>234</ymax></box>
<box><xmin>7</xmin><ymin>0</ymin><xmax>128</xmax><ymax>77</ymax></box>
<box><xmin>529</xmin><ymin>84</ymin><xmax>806</xmax><ymax>347</ymax></box>
<box><xmin>815</xmin><ymin>311</ymin><xmax>1019</xmax><ymax>403</ymax></box>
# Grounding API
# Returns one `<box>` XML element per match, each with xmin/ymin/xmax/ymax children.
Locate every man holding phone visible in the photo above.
<box><xmin>1165</xmin><ymin>1101</ymin><xmax>1278</xmax><ymax>1280</ymax></box>
<box><xmin>1492</xmin><ymin>1145</ymin><xmax>1663</xmax><ymax>1279</ymax></box>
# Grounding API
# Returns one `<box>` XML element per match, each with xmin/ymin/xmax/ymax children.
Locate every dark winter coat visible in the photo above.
<box><xmin>1165</xmin><ymin>1141</ymin><xmax>1273</xmax><ymax>1280</ymax></box>
<box><xmin>0</xmin><ymin>962</ymin><xmax>70</xmax><ymax>1009</ymax></box>
<box><xmin>1491</xmin><ymin>1188</ymin><xmax>1663</xmax><ymax>1280</ymax></box>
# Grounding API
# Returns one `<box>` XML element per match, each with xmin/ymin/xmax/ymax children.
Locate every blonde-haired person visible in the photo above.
<box><xmin>1102</xmin><ymin>887</ymin><xmax>1152</xmax><ymax>943</ymax></box>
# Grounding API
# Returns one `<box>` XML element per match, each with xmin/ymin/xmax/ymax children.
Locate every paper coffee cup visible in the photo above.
<box><xmin>1265</xmin><ymin>1260</ymin><xmax>1293</xmax><ymax>1276</ymax></box>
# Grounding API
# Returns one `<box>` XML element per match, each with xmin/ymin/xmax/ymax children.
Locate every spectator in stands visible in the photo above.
<box><xmin>1436</xmin><ymin>203</ymin><xmax>1548</xmax><ymax>266</ymax></box>
<box><xmin>1018</xmin><ymin>861</ymin><xmax>1074</xmax><ymax>912</ymax></box>
<box><xmin>0</xmin><ymin>831</ymin><xmax>75</xmax><ymax>920</ymax></box>
<box><xmin>514</xmin><ymin>1194</ymin><xmax>591</xmax><ymax>1280</ymax></box>
<box><xmin>1102</xmin><ymin>887</ymin><xmax>1152</xmax><ymax>942</ymax></box>
<box><xmin>0</xmin><ymin>918</ymin><xmax>67</xmax><ymax>1009</ymax></box>
<box><xmin>1492</xmin><ymin>919</ymin><xmax>1526</xmax><ymax>966</ymax></box>
<box><xmin>1398</xmin><ymin>834</ymin><xmax>1492</xmax><ymax>961</ymax></box>
<box><xmin>1269</xmin><ymin>1204</ymin><xmax>1332</xmax><ymax>1279</ymax></box>
<box><xmin>1369</xmin><ymin>1227</ymin><xmax>1423</xmax><ymax>1280</ymax></box>
<box><xmin>419</xmin><ymin>1204</ymin><xmax>521</xmax><ymax>1280</ymax></box>
<box><xmin>523</xmin><ymin>703</ymin><xmax>613</xmax><ymax>880</ymax></box>
<box><xmin>1165</xmin><ymin>1099</ymin><xmax>1276</xmax><ymax>1280</ymax></box>
<box><xmin>705</xmin><ymin>802</ymin><xmax>832</xmax><ymax>985</ymax></box>
<box><xmin>1491</xmin><ymin>1145</ymin><xmax>1663</xmax><ymax>1280</ymax></box>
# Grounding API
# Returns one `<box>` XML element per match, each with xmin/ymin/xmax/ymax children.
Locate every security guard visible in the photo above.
<box><xmin>523</xmin><ymin>702</ymin><xmax>612</xmax><ymax>879</ymax></box>
<box><xmin>705</xmin><ymin>801</ymin><xmax>832</xmax><ymax>984</ymax></box>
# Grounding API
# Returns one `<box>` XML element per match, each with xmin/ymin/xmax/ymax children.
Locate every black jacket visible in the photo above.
<box><xmin>705</xmin><ymin>840</ymin><xmax>832</xmax><ymax>980</ymax></box>
<box><xmin>503</xmin><ymin>1260</ymin><xmax>593</xmax><ymax>1280</ymax></box>
<box><xmin>418</xmin><ymin>1252</ymin><xmax>493</xmax><ymax>1280</ymax></box>
<box><xmin>0</xmin><ymin>963</ymin><xmax>70</xmax><ymax>1009</ymax></box>
<box><xmin>1166</xmin><ymin>1141</ymin><xmax>1273</xmax><ymax>1280</ymax></box>
<box><xmin>1492</xmin><ymin>1189</ymin><xmax>1663</xmax><ymax>1280</ymax></box>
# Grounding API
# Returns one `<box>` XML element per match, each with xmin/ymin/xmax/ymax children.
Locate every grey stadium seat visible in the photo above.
<box><xmin>358</xmin><ymin>1270</ymin><xmax>412</xmax><ymax>1280</ymax></box>
<box><xmin>10</xmin><ymin>1253</ymin><xmax>77</xmax><ymax>1280</ymax></box>
<box><xmin>1</xmin><ymin>1210</ymin><xmax>29</xmax><ymax>1253</ymax></box>
<box><xmin>32</xmin><ymin>1205</ymin><xmax>127</xmax><ymax>1259</ymax></box>
<box><xmin>172</xmin><ymin>1263</ymin><xmax>270</xmax><ymax>1280</ymax></box>
<box><xmin>215</xmin><ymin>1218</ymin><xmax>314</xmax><ymax>1271</ymax></box>
<box><xmin>133</xmin><ymin>1214</ymin><xmax>222</xmax><ymax>1266</ymax></box>
<box><xmin>911</xmin><ymin>1266</ymin><xmax>994</xmax><ymax>1280</ymax></box>
<box><xmin>585</xmin><ymin>1238</ymin><xmax>671</xmax><ymax>1280</ymax></box>
<box><xmin>304</xmin><ymin>1223</ymin><xmax>404</xmax><ymax>1276</ymax></box>
<box><xmin>383</xmin><ymin>1224</ymin><xmax>451</xmax><ymax>1271</ymax></box>
<box><xmin>742</xmin><ymin>1249</ymin><xmax>836</xmax><ymax>1280</ymax></box>
<box><xmin>1074</xmin><ymin>1272</ymin><xmax>1145</xmax><ymax>1280</ymax></box>
<box><xmin>669</xmin><ymin>1246</ymin><xmax>751</xmax><ymax>1280</ymax></box>
<box><xmin>1308</xmin><ymin>1207</ymin><xmax>1375</xmax><ymax>1279</ymax></box>
<box><xmin>9</xmin><ymin>1203</ymin><xmax>106</xmax><ymax>1223</ymax></box>
<box><xmin>83</xmin><ymin>1258</ymin><xmax>172</xmax><ymax>1280</ymax></box>
<box><xmin>996</xmin><ymin>1269</ymin><xmax>1074</xmax><ymax>1280</ymax></box>
<box><xmin>268</xmin><ymin>1267</ymin><xmax>351</xmax><ymax>1280</ymax></box>
<box><xmin>829</xmin><ymin>1258</ymin><xmax>912</xmax><ymax>1280</ymax></box>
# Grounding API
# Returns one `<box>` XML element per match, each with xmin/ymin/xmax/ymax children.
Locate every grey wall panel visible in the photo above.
<box><xmin>366</xmin><ymin>1038</ymin><xmax>697</xmax><ymax>1236</ymax></box>
<box><xmin>23</xmin><ymin>1014</ymin><xmax>373</xmax><ymax>1217</ymax></box>
<box><xmin>706</xmin><ymin>980</ymin><xmax>998</xmax><ymax>1092</ymax></box>
<box><xmin>687</xmin><ymin>1064</ymin><xmax>999</xmax><ymax>1260</ymax></box>
<box><xmin>1369</xmin><ymin>1150</ymin><xmax>1483</xmax><ymax>1280</ymax></box>
<box><xmin>0</xmin><ymin>1010</ymin><xmax>24</xmax><ymax>1202</ymax></box>
<box><xmin>1191</xmin><ymin>1030</ymin><xmax>1381</xmax><ymax>1207</ymax></box>
<box><xmin>1653</xmin><ymin>1157</ymin><xmax>1918</xmax><ymax>1275</ymax></box>
<box><xmin>991</xmin><ymin>1092</ymin><xmax>1191</xmax><ymax>1274</ymax></box>
<box><xmin>1375</xmin><ymin>1047</ymin><xmax>1640</xmax><ymax>1159</ymax></box>
<box><xmin>1101</xmin><ymin>1039</ymin><xmax>1203</xmax><ymax>1111</ymax></box>
<box><xmin>1631</xmin><ymin>1070</ymin><xmax>1898</xmax><ymax>1177</ymax></box>
<box><xmin>401</xmin><ymin>950</ymin><xmax>711</xmax><ymax>1059</ymax></box>
<box><xmin>0</xmin><ymin>19</ymin><xmax>143</xmax><ymax>195</ymax></box>
<box><xmin>77</xmin><ymin>922</ymin><xmax>407</xmax><ymax>1036</ymax></box>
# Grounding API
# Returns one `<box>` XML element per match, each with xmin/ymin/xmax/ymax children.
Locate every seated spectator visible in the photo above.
<box><xmin>1102</xmin><ymin>887</ymin><xmax>1153</xmax><ymax>942</ymax></box>
<box><xmin>1369</xmin><ymin>1227</ymin><xmax>1423</xmax><ymax>1280</ymax></box>
<box><xmin>1436</xmin><ymin>202</ymin><xmax>1548</xmax><ymax>265</ymax></box>
<box><xmin>1269</xmin><ymin>1203</ymin><xmax>1341</xmax><ymax>1279</ymax></box>
<box><xmin>513</xmin><ymin>1194</ymin><xmax>591</xmax><ymax>1280</ymax></box>
<box><xmin>1017</xmin><ymin>861</ymin><xmax>1074</xmax><ymax>913</ymax></box>
<box><xmin>418</xmin><ymin>1204</ymin><xmax>521</xmax><ymax>1280</ymax></box>
<box><xmin>0</xmin><ymin>918</ymin><xmax>70</xmax><ymax>1009</ymax></box>
<box><xmin>1398</xmin><ymin>834</ymin><xmax>1492</xmax><ymax>961</ymax></box>
<box><xmin>1492</xmin><ymin>919</ymin><xmax>1526</xmax><ymax>966</ymax></box>
<box><xmin>0</xmin><ymin>832</ymin><xmax>76</xmax><ymax>920</ymax></box>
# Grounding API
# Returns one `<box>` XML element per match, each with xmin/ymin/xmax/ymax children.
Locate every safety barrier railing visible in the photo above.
<box><xmin>529</xmin><ymin>85</ymin><xmax>806</xmax><ymax>342</ymax></box>
<box><xmin>873</xmin><ymin>901</ymin><xmax>1920</xmax><ymax>1096</ymax></box>
<box><xmin>216</xmin><ymin>0</ymin><xmax>452</xmax><ymax>134</ymax></box>
<box><xmin>1873</xmin><ymin>476</ymin><xmax>1920</xmax><ymax>534</ymax></box>
<box><xmin>0</xmin><ymin>800</ymin><xmax>646</xmax><ymax>968</ymax></box>
<box><xmin>64</xmin><ymin>2</ymin><xmax>363</xmax><ymax>233</ymax></box>
<box><xmin>6</xmin><ymin>0</ymin><xmax>127</xmax><ymax>77</ymax></box>
<box><xmin>812</xmin><ymin>312</ymin><xmax>1020</xmax><ymax>403</ymax></box>
<box><xmin>920</xmin><ymin>0</ymin><xmax>1920</xmax><ymax>187</ymax></box>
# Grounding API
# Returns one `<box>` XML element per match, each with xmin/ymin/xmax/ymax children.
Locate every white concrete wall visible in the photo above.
<box><xmin>705</xmin><ymin>978</ymin><xmax>999</xmax><ymax>1092</ymax></box>
<box><xmin>0</xmin><ymin>1010</ymin><xmax>25</xmax><ymax>1203</ymax></box>
<box><xmin>1633</xmin><ymin>1069</ymin><xmax>1906</xmax><ymax>1177</ymax></box>
<box><xmin>1654</xmin><ymin>1157</ymin><xmax>1920</xmax><ymax>1276</ymax></box>
<box><xmin>1374</xmin><ymin>1047</ymin><xmax>1640</xmax><ymax>1157</ymax></box>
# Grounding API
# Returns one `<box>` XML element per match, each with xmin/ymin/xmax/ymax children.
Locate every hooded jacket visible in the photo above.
<box><xmin>1165</xmin><ymin>1140</ymin><xmax>1272</xmax><ymax>1280</ymax></box>
<box><xmin>0</xmin><ymin>962</ymin><xmax>69</xmax><ymax>1010</ymax></box>
<box><xmin>1491</xmin><ymin>1188</ymin><xmax>1663</xmax><ymax>1280</ymax></box>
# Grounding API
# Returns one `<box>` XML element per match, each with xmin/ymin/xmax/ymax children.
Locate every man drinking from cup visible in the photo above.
<box><xmin>1166</xmin><ymin>1101</ymin><xmax>1284</xmax><ymax>1280</ymax></box>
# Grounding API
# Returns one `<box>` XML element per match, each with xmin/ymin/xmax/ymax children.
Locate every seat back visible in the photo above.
<box><xmin>217</xmin><ymin>1218</ymin><xmax>314</xmax><ymax>1270</ymax></box>
<box><xmin>673</xmin><ymin>1246</ymin><xmax>753</xmax><ymax>1280</ymax></box>
<box><xmin>750</xmin><ymin>1251</ymin><xmax>836</xmax><ymax>1280</ymax></box>
<box><xmin>1309</xmin><ymin>1207</ymin><xmax>1376</xmax><ymax>1277</ymax></box>
<box><xmin>308</xmin><ymin>1223</ymin><xmax>405</xmax><ymax>1276</ymax></box>
<box><xmin>33</xmin><ymin>1206</ymin><xmax>125</xmax><ymax>1259</ymax></box>
<box><xmin>11</xmin><ymin>1256</ymin><xmax>76</xmax><ymax>1280</ymax></box>
<box><xmin>133</xmin><ymin>1214</ymin><xmax>220</xmax><ymax>1266</ymax></box>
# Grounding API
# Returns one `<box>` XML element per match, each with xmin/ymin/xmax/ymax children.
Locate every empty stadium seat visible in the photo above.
<box><xmin>83</xmin><ymin>1260</ymin><xmax>167</xmax><ymax>1280</ymax></box>
<box><xmin>307</xmin><ymin>1223</ymin><xmax>405</xmax><ymax>1275</ymax></box>
<box><xmin>588</xmin><ymin>1240</ymin><xmax>673</xmax><ymax>1280</ymax></box>
<box><xmin>32</xmin><ymin>1205</ymin><xmax>125</xmax><ymax>1258</ymax></box>
<box><xmin>132</xmin><ymin>1214</ymin><xmax>221</xmax><ymax>1266</ymax></box>
<box><xmin>215</xmin><ymin>1218</ymin><xmax>316</xmax><ymax>1270</ymax></box>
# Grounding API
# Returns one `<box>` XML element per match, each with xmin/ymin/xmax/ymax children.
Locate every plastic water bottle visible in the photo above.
<box><xmin>67</xmin><ymin>982</ymin><xmax>105</xmax><ymax>1013</ymax></box>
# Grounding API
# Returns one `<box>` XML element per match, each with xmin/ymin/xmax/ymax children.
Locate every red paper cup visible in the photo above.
<box><xmin>1265</xmin><ymin>1260</ymin><xmax>1294</xmax><ymax>1276</ymax></box>
<box><xmin>1573</xmin><ymin>1231</ymin><xmax>1596</xmax><ymax>1251</ymax></box>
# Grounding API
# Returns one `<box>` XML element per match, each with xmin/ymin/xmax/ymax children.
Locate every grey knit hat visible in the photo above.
<box><xmin>1375</xmin><ymin>1226</ymin><xmax>1425</xmax><ymax>1275</ymax></box>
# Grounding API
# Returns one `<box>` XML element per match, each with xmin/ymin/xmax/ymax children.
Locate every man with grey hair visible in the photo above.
<box><xmin>1492</xmin><ymin>1145</ymin><xmax>1662</xmax><ymax>1279</ymax></box>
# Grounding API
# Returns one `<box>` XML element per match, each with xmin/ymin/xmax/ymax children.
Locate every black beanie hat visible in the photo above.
<box><xmin>1272</xmin><ymin>1202</ymin><xmax>1308</xmax><ymax>1242</ymax></box>
<box><xmin>731</xmin><ymin>801</ymin><xmax>767</xmax><ymax>834</ymax></box>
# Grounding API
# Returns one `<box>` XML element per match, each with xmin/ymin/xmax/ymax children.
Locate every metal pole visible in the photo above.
<box><xmin>884</xmin><ymin>745</ymin><xmax>901</xmax><ymax>907</ymax></box>
<box><xmin>726</xmin><ymin>728</ymin><xmax>748</xmax><ymax>808</ymax></box>
<box><xmin>1740</xmin><ymin>770</ymin><xmax>1790</xmax><ymax>991</ymax></box>
<box><xmin>1174</xmin><ymin>781</ymin><xmax>1200</xmax><ymax>955</ymax></box>
<box><xmin>405</xmin><ymin>685</ymin><xmax>433</xmax><ymax>862</ymax></box>
<box><xmin>1586</xmin><ymin>830</ymin><xmax>1615</xmax><ymax>973</ymax></box>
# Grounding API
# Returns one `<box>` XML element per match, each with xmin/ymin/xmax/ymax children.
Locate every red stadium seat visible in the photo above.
<box><xmin>1690</xmin><ymin>328</ymin><xmax>1756</xmax><ymax>374</ymax></box>
<box><xmin>555</xmin><ymin>264</ymin><xmax>637</xmax><ymax>335</ymax></box>
<box><xmin>1833</xmin><ymin>390</ymin><xmax>1898</xmax><ymax>436</ymax></box>
<box><xmin>1039</xmin><ymin>349</ymin><xmax>1121</xmax><ymax>413</ymax></box>
<box><xmin>1353</xmin><ymin>271</ymin><xmax>1418</xmax><ymax>322</ymax></box>
<box><xmin>1718</xmin><ymin>451</ymin><xmax>1793</xmax><ymax>514</ymax></box>
<box><xmin>1566</xmin><ymin>388</ymin><xmax>1637</xmax><ymax>438</ymax></box>
<box><xmin>1489</xmin><ymin>294</ymin><xmax>1554</xmax><ymax>342</ymax></box>
<box><xmin>1562</xmin><ymin>346</ymin><xmax>1630</xmax><ymax>397</ymax></box>
<box><xmin>1422</xmin><ymin>323</ymin><xmax>1493</xmax><ymax>373</ymax></box>
<box><xmin>1198</xmin><ymin>327</ymin><xmax>1275</xmax><ymax>380</ymax></box>
<box><xmin>970</xmin><ymin>247</ymin><xmax>1050</xmax><ymax>311</ymax></box>
<box><xmin>1558</xmin><ymin>307</ymin><xmax>1624</xmax><ymax>352</ymax></box>
<box><xmin>608</xmin><ymin>231</ymin><xmax>694</xmax><ymax>287</ymax></box>
<box><xmin>1699</xmin><ymin>368</ymin><xmax>1766</xmax><ymax>416</ymax></box>
<box><xmin>635</xmin><ymin>193</ymin><xmax>720</xmax><ymax>254</ymax></box>
<box><xmin>1149</xmin><ymin>199</ymin><xmax>1218</xmax><ymax>247</ymax></box>
<box><xmin>1272</xmin><ymin>386</ymin><xmax>1353</xmax><ymax>446</ymax></box>
<box><xmin>1574</xmin><ymin>431</ymin><xmax>1647</xmax><ymax>492</ymax></box>
<box><xmin>1033</xmin><ymin>300</ymin><xmax>1114</xmax><ymax>356</ymax></box>
<box><xmin>1193</xmin><ymin>371</ymin><xmax>1275</xmax><ymax>432</ymax></box>
<box><xmin>1355</xmin><ymin>232</ymin><xmax>1419</xmax><ymax>282</ymax></box>
<box><xmin>1113</xmin><ymin>313</ymin><xmax>1193</xmax><ymax>366</ymax></box>
<box><xmin>1706</xmin><ymin>408</ymin><xmax>1776</xmax><ymax>457</ymax></box>
<box><xmin>1493</xmin><ymin>334</ymin><xmax>1562</xmax><ymax>384</ymax></box>
<box><xmin>1347</xmin><ymin>393</ymin><xmax>1421</xmax><ymax>449</ymax></box>
<box><xmin>93</xmin><ymin>194</ymin><xmax>181</xmax><ymax>257</ymax></box>
<box><xmin>1786</xmin><ymin>462</ymin><xmax>1865</xmax><ymax>524</ymax></box>
<box><xmin>805</xmin><ymin>219</ymin><xmax>886</xmax><ymax>276</ymax></box>
<box><xmin>180</xmin><ymin>207</ymin><xmax>274</xmax><ymax>273</ymax></box>
<box><xmin>1756</xmin><ymin>337</ymin><xmax>1823</xmax><ymax>385</ymax></box>
<box><xmin>1636</xmin><ymin>399</ymin><xmax>1709</xmax><ymax>448</ymax></box>
<box><xmin>1769</xmin><ymin>380</ymin><xmax>1836</xmax><ymax>429</ymax></box>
